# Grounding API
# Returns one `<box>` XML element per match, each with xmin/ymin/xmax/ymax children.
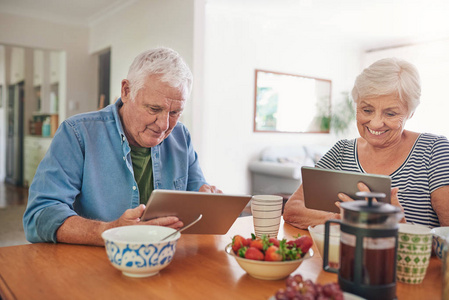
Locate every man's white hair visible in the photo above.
<box><xmin>126</xmin><ymin>47</ymin><xmax>193</xmax><ymax>100</ymax></box>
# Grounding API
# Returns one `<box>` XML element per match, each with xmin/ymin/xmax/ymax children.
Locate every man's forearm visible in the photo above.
<box><xmin>56</xmin><ymin>215</ymin><xmax>113</xmax><ymax>246</ymax></box>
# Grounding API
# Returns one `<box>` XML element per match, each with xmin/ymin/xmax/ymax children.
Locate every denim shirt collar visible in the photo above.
<box><xmin>112</xmin><ymin>98</ymin><xmax>127</xmax><ymax>144</ymax></box>
<box><xmin>112</xmin><ymin>97</ymin><xmax>165</xmax><ymax>152</ymax></box>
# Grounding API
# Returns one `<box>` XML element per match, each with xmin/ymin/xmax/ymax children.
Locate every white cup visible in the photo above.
<box><xmin>251</xmin><ymin>195</ymin><xmax>283</xmax><ymax>238</ymax></box>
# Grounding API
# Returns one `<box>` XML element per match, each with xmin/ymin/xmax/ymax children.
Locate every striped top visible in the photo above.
<box><xmin>316</xmin><ymin>133</ymin><xmax>449</xmax><ymax>228</ymax></box>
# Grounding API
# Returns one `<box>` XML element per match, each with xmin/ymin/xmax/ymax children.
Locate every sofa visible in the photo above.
<box><xmin>248</xmin><ymin>145</ymin><xmax>330</xmax><ymax>196</ymax></box>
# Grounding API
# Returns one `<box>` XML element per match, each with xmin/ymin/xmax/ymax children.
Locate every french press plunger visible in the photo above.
<box><xmin>323</xmin><ymin>192</ymin><xmax>402</xmax><ymax>300</ymax></box>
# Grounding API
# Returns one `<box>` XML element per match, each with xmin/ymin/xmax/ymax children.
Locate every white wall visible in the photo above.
<box><xmin>89</xmin><ymin>0</ymin><xmax>195</xmax><ymax>129</ymax></box>
<box><xmin>0</xmin><ymin>12</ymin><xmax>96</xmax><ymax>116</ymax></box>
<box><xmin>200</xmin><ymin>7</ymin><xmax>362</xmax><ymax>194</ymax></box>
<box><xmin>363</xmin><ymin>39</ymin><xmax>449</xmax><ymax>138</ymax></box>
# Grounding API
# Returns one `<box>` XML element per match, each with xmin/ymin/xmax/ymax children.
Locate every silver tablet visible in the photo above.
<box><xmin>141</xmin><ymin>190</ymin><xmax>252</xmax><ymax>234</ymax></box>
<box><xmin>301</xmin><ymin>166</ymin><xmax>391</xmax><ymax>213</ymax></box>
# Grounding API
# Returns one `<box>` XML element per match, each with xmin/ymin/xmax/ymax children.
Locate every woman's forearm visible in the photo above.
<box><xmin>283</xmin><ymin>200</ymin><xmax>337</xmax><ymax>229</ymax></box>
<box><xmin>283</xmin><ymin>185</ymin><xmax>338</xmax><ymax>229</ymax></box>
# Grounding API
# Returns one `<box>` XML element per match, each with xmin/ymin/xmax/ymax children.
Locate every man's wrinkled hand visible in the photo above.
<box><xmin>199</xmin><ymin>184</ymin><xmax>223</xmax><ymax>194</ymax></box>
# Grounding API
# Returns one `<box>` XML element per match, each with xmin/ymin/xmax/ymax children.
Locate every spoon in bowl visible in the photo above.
<box><xmin>160</xmin><ymin>214</ymin><xmax>203</xmax><ymax>241</ymax></box>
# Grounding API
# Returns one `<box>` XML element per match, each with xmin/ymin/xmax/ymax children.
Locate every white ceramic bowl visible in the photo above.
<box><xmin>430</xmin><ymin>226</ymin><xmax>449</xmax><ymax>260</ymax></box>
<box><xmin>101</xmin><ymin>225</ymin><xmax>180</xmax><ymax>277</ymax></box>
<box><xmin>308</xmin><ymin>224</ymin><xmax>340</xmax><ymax>267</ymax></box>
<box><xmin>225</xmin><ymin>244</ymin><xmax>314</xmax><ymax>280</ymax></box>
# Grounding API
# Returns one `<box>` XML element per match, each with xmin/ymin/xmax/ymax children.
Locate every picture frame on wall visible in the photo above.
<box><xmin>254</xmin><ymin>69</ymin><xmax>332</xmax><ymax>134</ymax></box>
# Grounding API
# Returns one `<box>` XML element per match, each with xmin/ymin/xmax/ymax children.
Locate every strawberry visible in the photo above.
<box><xmin>232</xmin><ymin>235</ymin><xmax>249</xmax><ymax>253</ymax></box>
<box><xmin>286</xmin><ymin>240</ymin><xmax>296</xmax><ymax>247</ymax></box>
<box><xmin>244</xmin><ymin>246</ymin><xmax>264</xmax><ymax>261</ymax></box>
<box><xmin>294</xmin><ymin>236</ymin><xmax>313</xmax><ymax>254</ymax></box>
<box><xmin>279</xmin><ymin>239</ymin><xmax>301</xmax><ymax>261</ymax></box>
<box><xmin>237</xmin><ymin>246</ymin><xmax>248</xmax><ymax>258</ymax></box>
<box><xmin>264</xmin><ymin>245</ymin><xmax>283</xmax><ymax>261</ymax></box>
<box><xmin>269</xmin><ymin>237</ymin><xmax>280</xmax><ymax>247</ymax></box>
<box><xmin>250</xmin><ymin>238</ymin><xmax>264</xmax><ymax>251</ymax></box>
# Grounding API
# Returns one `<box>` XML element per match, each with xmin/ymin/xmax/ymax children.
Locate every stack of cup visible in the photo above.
<box><xmin>251</xmin><ymin>195</ymin><xmax>283</xmax><ymax>238</ymax></box>
<box><xmin>396</xmin><ymin>223</ymin><xmax>432</xmax><ymax>284</ymax></box>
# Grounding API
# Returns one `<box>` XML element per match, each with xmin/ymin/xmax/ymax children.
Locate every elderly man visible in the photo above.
<box><xmin>23</xmin><ymin>47</ymin><xmax>220</xmax><ymax>246</ymax></box>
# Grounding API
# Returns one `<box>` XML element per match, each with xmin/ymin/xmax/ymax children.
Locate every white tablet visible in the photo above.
<box><xmin>301</xmin><ymin>166</ymin><xmax>391</xmax><ymax>213</ymax></box>
<box><xmin>141</xmin><ymin>190</ymin><xmax>252</xmax><ymax>234</ymax></box>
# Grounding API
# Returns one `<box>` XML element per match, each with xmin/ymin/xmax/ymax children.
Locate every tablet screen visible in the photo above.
<box><xmin>141</xmin><ymin>190</ymin><xmax>252</xmax><ymax>234</ymax></box>
<box><xmin>302</xmin><ymin>167</ymin><xmax>391</xmax><ymax>213</ymax></box>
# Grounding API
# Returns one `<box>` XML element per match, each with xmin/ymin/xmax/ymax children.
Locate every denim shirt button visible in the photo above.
<box><xmin>133</xmin><ymin>186</ymin><xmax>137</xmax><ymax>190</ymax></box>
<box><xmin>123</xmin><ymin>156</ymin><xmax>126</xmax><ymax>161</ymax></box>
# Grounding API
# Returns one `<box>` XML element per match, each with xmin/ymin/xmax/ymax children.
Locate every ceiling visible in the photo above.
<box><xmin>208</xmin><ymin>0</ymin><xmax>449</xmax><ymax>50</ymax></box>
<box><xmin>0</xmin><ymin>0</ymin><xmax>136</xmax><ymax>26</ymax></box>
<box><xmin>1</xmin><ymin>0</ymin><xmax>449</xmax><ymax>50</ymax></box>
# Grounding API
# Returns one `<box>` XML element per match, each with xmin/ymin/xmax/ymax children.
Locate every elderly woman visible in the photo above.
<box><xmin>283</xmin><ymin>57</ymin><xmax>449</xmax><ymax>229</ymax></box>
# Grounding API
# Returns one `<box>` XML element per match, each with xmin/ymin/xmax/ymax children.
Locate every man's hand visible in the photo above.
<box><xmin>199</xmin><ymin>184</ymin><xmax>223</xmax><ymax>193</ymax></box>
<box><xmin>109</xmin><ymin>204</ymin><xmax>184</xmax><ymax>229</ymax></box>
<box><xmin>56</xmin><ymin>203</ymin><xmax>184</xmax><ymax>247</ymax></box>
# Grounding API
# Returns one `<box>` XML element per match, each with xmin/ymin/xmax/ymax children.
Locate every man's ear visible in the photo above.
<box><xmin>121</xmin><ymin>80</ymin><xmax>131</xmax><ymax>103</ymax></box>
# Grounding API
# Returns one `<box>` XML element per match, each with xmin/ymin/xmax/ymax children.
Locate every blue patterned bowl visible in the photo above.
<box><xmin>101</xmin><ymin>225</ymin><xmax>180</xmax><ymax>277</ymax></box>
<box><xmin>430</xmin><ymin>227</ymin><xmax>449</xmax><ymax>260</ymax></box>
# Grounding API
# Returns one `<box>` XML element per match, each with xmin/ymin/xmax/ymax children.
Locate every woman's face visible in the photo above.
<box><xmin>356</xmin><ymin>94</ymin><xmax>410</xmax><ymax>148</ymax></box>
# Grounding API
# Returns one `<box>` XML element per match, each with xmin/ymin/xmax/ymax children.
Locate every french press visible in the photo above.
<box><xmin>323</xmin><ymin>192</ymin><xmax>402</xmax><ymax>300</ymax></box>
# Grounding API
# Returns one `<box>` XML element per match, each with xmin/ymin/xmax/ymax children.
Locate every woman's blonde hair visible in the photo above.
<box><xmin>351</xmin><ymin>57</ymin><xmax>421</xmax><ymax>115</ymax></box>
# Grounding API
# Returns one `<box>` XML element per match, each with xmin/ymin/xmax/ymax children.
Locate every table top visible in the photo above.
<box><xmin>0</xmin><ymin>216</ymin><xmax>442</xmax><ymax>300</ymax></box>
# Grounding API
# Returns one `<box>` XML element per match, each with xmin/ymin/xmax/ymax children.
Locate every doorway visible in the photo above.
<box><xmin>5</xmin><ymin>81</ymin><xmax>24</xmax><ymax>185</ymax></box>
<box><xmin>98</xmin><ymin>49</ymin><xmax>111</xmax><ymax>109</ymax></box>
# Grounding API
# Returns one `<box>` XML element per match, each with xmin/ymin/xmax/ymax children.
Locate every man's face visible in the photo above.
<box><xmin>120</xmin><ymin>75</ymin><xmax>186</xmax><ymax>148</ymax></box>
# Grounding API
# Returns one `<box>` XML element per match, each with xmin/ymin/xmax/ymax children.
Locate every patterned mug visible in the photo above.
<box><xmin>396</xmin><ymin>223</ymin><xmax>432</xmax><ymax>284</ymax></box>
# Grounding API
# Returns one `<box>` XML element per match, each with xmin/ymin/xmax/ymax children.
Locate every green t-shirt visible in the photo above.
<box><xmin>130</xmin><ymin>145</ymin><xmax>154</xmax><ymax>205</ymax></box>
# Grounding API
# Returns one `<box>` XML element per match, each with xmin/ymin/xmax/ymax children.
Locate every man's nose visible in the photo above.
<box><xmin>155</xmin><ymin>112</ymin><xmax>169</xmax><ymax>131</ymax></box>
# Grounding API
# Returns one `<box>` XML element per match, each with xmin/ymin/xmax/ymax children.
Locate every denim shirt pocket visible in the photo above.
<box><xmin>174</xmin><ymin>176</ymin><xmax>188</xmax><ymax>190</ymax></box>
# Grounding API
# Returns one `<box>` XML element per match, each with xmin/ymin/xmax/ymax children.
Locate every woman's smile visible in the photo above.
<box><xmin>367</xmin><ymin>127</ymin><xmax>388</xmax><ymax>136</ymax></box>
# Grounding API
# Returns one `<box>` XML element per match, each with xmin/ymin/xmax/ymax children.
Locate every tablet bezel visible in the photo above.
<box><xmin>301</xmin><ymin>166</ymin><xmax>391</xmax><ymax>213</ymax></box>
<box><xmin>140</xmin><ymin>190</ymin><xmax>252</xmax><ymax>234</ymax></box>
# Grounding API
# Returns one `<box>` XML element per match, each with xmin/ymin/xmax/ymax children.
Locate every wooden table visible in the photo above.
<box><xmin>0</xmin><ymin>216</ymin><xmax>442</xmax><ymax>300</ymax></box>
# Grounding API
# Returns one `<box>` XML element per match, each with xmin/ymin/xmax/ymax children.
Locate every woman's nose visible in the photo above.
<box><xmin>370</xmin><ymin>113</ymin><xmax>384</xmax><ymax>128</ymax></box>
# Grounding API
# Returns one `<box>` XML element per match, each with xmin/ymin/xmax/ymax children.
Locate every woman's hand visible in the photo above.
<box><xmin>336</xmin><ymin>182</ymin><xmax>406</xmax><ymax>223</ymax></box>
<box><xmin>334</xmin><ymin>182</ymin><xmax>367</xmax><ymax>210</ymax></box>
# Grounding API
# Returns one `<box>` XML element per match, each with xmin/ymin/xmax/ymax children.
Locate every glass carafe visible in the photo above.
<box><xmin>323</xmin><ymin>193</ymin><xmax>402</xmax><ymax>300</ymax></box>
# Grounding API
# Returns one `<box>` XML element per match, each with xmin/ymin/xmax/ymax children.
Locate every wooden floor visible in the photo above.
<box><xmin>0</xmin><ymin>182</ymin><xmax>29</xmax><ymax>246</ymax></box>
<box><xmin>0</xmin><ymin>182</ymin><xmax>28</xmax><ymax>208</ymax></box>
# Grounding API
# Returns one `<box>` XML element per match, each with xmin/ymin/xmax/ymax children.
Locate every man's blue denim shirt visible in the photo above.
<box><xmin>23</xmin><ymin>99</ymin><xmax>207</xmax><ymax>243</ymax></box>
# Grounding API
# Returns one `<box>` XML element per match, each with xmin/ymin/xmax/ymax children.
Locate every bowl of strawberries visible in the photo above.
<box><xmin>225</xmin><ymin>234</ymin><xmax>314</xmax><ymax>280</ymax></box>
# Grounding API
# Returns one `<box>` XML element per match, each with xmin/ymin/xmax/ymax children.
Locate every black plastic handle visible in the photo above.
<box><xmin>323</xmin><ymin>219</ymin><xmax>340</xmax><ymax>273</ymax></box>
